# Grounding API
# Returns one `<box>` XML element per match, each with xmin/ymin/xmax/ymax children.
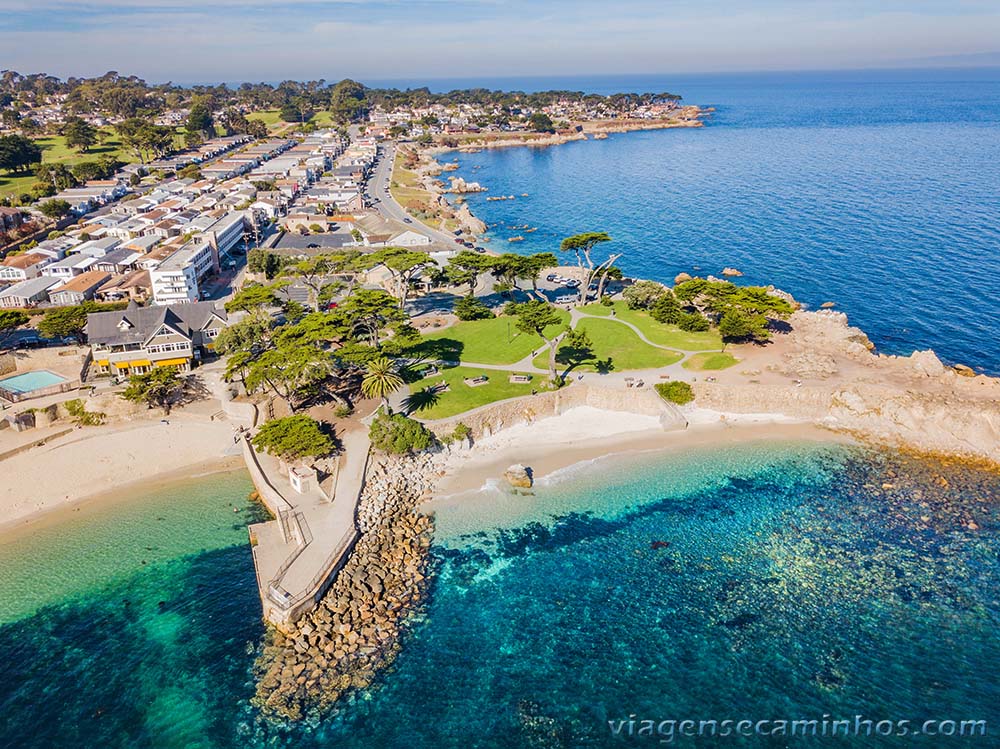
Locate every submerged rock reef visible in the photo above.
<box><xmin>253</xmin><ymin>453</ymin><xmax>443</xmax><ymax>720</ymax></box>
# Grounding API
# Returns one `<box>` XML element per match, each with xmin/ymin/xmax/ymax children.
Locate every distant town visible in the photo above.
<box><xmin>0</xmin><ymin>71</ymin><xmax>698</xmax><ymax>326</ymax></box>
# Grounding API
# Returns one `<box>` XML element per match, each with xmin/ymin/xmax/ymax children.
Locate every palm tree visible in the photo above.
<box><xmin>360</xmin><ymin>356</ymin><xmax>405</xmax><ymax>413</ymax></box>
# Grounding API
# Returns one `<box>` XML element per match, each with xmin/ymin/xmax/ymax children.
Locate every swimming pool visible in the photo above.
<box><xmin>0</xmin><ymin>370</ymin><xmax>70</xmax><ymax>396</ymax></box>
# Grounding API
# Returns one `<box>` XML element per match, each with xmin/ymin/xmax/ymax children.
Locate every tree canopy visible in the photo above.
<box><xmin>121</xmin><ymin>366</ymin><xmax>184</xmax><ymax>413</ymax></box>
<box><xmin>0</xmin><ymin>134</ymin><xmax>42</xmax><ymax>174</ymax></box>
<box><xmin>253</xmin><ymin>415</ymin><xmax>336</xmax><ymax>462</ymax></box>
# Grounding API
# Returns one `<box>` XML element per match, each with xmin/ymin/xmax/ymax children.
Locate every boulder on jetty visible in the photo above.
<box><xmin>953</xmin><ymin>364</ymin><xmax>977</xmax><ymax>377</ymax></box>
<box><xmin>721</xmin><ymin>267</ymin><xmax>744</xmax><ymax>277</ymax></box>
<box><xmin>504</xmin><ymin>464</ymin><xmax>533</xmax><ymax>489</ymax></box>
<box><xmin>674</xmin><ymin>272</ymin><xmax>693</xmax><ymax>285</ymax></box>
<box><xmin>820</xmin><ymin>301</ymin><xmax>837</xmax><ymax>309</ymax></box>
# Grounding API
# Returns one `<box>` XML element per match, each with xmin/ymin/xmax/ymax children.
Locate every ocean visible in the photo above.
<box><xmin>441</xmin><ymin>68</ymin><xmax>1000</xmax><ymax>374</ymax></box>
<box><xmin>1</xmin><ymin>70</ymin><xmax>999</xmax><ymax>748</ymax></box>
<box><xmin>1</xmin><ymin>441</ymin><xmax>998</xmax><ymax>748</ymax></box>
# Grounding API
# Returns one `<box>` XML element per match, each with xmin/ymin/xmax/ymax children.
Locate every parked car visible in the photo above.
<box><xmin>546</xmin><ymin>273</ymin><xmax>557</xmax><ymax>282</ymax></box>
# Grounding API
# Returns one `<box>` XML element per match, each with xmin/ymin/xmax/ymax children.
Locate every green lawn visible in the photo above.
<box><xmin>682</xmin><ymin>352</ymin><xmax>740</xmax><ymax>371</ymax></box>
<box><xmin>405</xmin><ymin>365</ymin><xmax>545</xmax><ymax>419</ymax></box>
<box><xmin>248</xmin><ymin>109</ymin><xmax>336</xmax><ymax>133</ymax></box>
<box><xmin>406</xmin><ymin>311</ymin><xmax>569</xmax><ymax>366</ymax></box>
<box><xmin>247</xmin><ymin>110</ymin><xmax>283</xmax><ymax>131</ymax></box>
<box><xmin>0</xmin><ymin>132</ymin><xmax>132</xmax><ymax>199</ymax></box>
<box><xmin>579</xmin><ymin>302</ymin><xmax>614</xmax><ymax>317</ymax></box>
<box><xmin>534</xmin><ymin>317</ymin><xmax>683</xmax><ymax>373</ymax></box>
<box><xmin>581</xmin><ymin>302</ymin><xmax>723</xmax><ymax>351</ymax></box>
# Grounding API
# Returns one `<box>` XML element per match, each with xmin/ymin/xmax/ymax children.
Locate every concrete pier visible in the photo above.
<box><xmin>244</xmin><ymin>427</ymin><xmax>371</xmax><ymax>630</ymax></box>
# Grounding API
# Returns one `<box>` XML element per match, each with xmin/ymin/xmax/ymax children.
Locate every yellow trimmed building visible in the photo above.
<box><xmin>86</xmin><ymin>300</ymin><xmax>228</xmax><ymax>377</ymax></box>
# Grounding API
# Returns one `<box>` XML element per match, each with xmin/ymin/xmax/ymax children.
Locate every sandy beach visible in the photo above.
<box><xmin>0</xmin><ymin>416</ymin><xmax>243</xmax><ymax>532</ymax></box>
<box><xmin>433</xmin><ymin>405</ymin><xmax>850</xmax><ymax>498</ymax></box>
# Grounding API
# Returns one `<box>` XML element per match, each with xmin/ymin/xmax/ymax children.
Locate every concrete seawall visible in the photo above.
<box><xmin>425</xmin><ymin>382</ymin><xmax>688</xmax><ymax>438</ymax></box>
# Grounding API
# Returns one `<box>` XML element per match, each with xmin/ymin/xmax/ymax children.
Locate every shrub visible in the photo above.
<box><xmin>600</xmin><ymin>295</ymin><xmax>615</xmax><ymax>307</ymax></box>
<box><xmin>453</xmin><ymin>296</ymin><xmax>494</xmax><ymax>321</ymax></box>
<box><xmin>62</xmin><ymin>398</ymin><xmax>106</xmax><ymax>426</ymax></box>
<box><xmin>650</xmin><ymin>292</ymin><xmax>681</xmax><ymax>324</ymax></box>
<box><xmin>333</xmin><ymin>404</ymin><xmax>354</xmax><ymax>418</ymax></box>
<box><xmin>655</xmin><ymin>380</ymin><xmax>694</xmax><ymax>405</ymax></box>
<box><xmin>677</xmin><ymin>312</ymin><xmax>710</xmax><ymax>332</ymax></box>
<box><xmin>623</xmin><ymin>280</ymin><xmax>667</xmax><ymax>309</ymax></box>
<box><xmin>440</xmin><ymin>421</ymin><xmax>472</xmax><ymax>445</ymax></box>
<box><xmin>369</xmin><ymin>412</ymin><xmax>435</xmax><ymax>454</ymax></box>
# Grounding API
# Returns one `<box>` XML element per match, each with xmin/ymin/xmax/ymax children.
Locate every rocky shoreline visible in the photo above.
<box><xmin>410</xmin><ymin>109</ymin><xmax>707</xmax><ymax>242</ymax></box>
<box><xmin>252</xmin><ymin>452</ymin><xmax>445</xmax><ymax>720</ymax></box>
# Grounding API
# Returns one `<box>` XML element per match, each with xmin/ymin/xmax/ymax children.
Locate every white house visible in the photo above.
<box><xmin>0</xmin><ymin>277</ymin><xmax>61</xmax><ymax>308</ymax></box>
<box><xmin>42</xmin><ymin>253</ymin><xmax>98</xmax><ymax>281</ymax></box>
<box><xmin>0</xmin><ymin>253</ymin><xmax>52</xmax><ymax>283</ymax></box>
<box><xmin>390</xmin><ymin>230</ymin><xmax>432</xmax><ymax>247</ymax></box>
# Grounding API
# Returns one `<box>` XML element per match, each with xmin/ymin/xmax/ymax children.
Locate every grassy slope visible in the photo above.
<box><xmin>534</xmin><ymin>316</ymin><xmax>683</xmax><ymax>373</ymax></box>
<box><xmin>406</xmin><ymin>365</ymin><xmax>544</xmax><ymax>419</ymax></box>
<box><xmin>0</xmin><ymin>132</ymin><xmax>131</xmax><ymax>199</ymax></box>
<box><xmin>581</xmin><ymin>301</ymin><xmax>723</xmax><ymax>351</ymax></box>
<box><xmin>406</xmin><ymin>311</ymin><xmax>569</xmax><ymax>365</ymax></box>
<box><xmin>389</xmin><ymin>150</ymin><xmax>460</xmax><ymax>232</ymax></box>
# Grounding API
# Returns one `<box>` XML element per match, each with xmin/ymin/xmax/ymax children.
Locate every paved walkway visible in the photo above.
<box><xmin>403</xmin><ymin>310</ymin><xmax>724</xmax><ymax>390</ymax></box>
<box><xmin>248</xmin><ymin>426</ymin><xmax>369</xmax><ymax>624</ymax></box>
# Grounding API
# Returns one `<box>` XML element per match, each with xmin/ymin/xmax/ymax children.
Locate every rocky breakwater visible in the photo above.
<box><xmin>253</xmin><ymin>452</ymin><xmax>445</xmax><ymax>720</ymax></box>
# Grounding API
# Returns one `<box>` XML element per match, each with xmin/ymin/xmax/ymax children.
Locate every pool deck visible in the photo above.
<box><xmin>0</xmin><ymin>370</ymin><xmax>78</xmax><ymax>404</ymax></box>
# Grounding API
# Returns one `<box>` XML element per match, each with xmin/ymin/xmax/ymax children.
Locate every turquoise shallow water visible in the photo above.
<box><xmin>0</xmin><ymin>442</ymin><xmax>997</xmax><ymax>747</ymax></box>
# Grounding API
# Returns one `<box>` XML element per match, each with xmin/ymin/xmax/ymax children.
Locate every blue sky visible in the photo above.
<box><xmin>1</xmin><ymin>0</ymin><xmax>999</xmax><ymax>84</ymax></box>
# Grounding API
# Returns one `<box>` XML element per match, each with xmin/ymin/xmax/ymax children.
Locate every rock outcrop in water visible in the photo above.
<box><xmin>253</xmin><ymin>453</ymin><xmax>443</xmax><ymax>720</ymax></box>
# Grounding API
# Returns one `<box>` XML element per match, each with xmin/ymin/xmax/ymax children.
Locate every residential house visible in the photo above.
<box><xmin>0</xmin><ymin>277</ymin><xmax>61</xmax><ymax>308</ymax></box>
<box><xmin>92</xmin><ymin>248</ymin><xmax>142</xmax><ymax>274</ymax></box>
<box><xmin>49</xmin><ymin>271</ymin><xmax>111</xmax><ymax>305</ymax></box>
<box><xmin>0</xmin><ymin>252</ymin><xmax>52</xmax><ymax>283</ymax></box>
<box><xmin>95</xmin><ymin>270</ymin><xmax>151</xmax><ymax>303</ymax></box>
<box><xmin>42</xmin><ymin>253</ymin><xmax>98</xmax><ymax>281</ymax></box>
<box><xmin>0</xmin><ymin>207</ymin><xmax>24</xmax><ymax>232</ymax></box>
<box><xmin>87</xmin><ymin>301</ymin><xmax>228</xmax><ymax>376</ymax></box>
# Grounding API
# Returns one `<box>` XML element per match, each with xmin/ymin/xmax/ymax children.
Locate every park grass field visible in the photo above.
<box><xmin>246</xmin><ymin>110</ymin><xmax>283</xmax><ymax>131</ymax></box>
<box><xmin>405</xmin><ymin>365</ymin><xmax>544</xmax><ymax>419</ymax></box>
<box><xmin>0</xmin><ymin>132</ymin><xmax>131</xmax><ymax>199</ymax></box>
<box><xmin>534</xmin><ymin>316</ymin><xmax>684</xmax><ymax>373</ymax></box>
<box><xmin>681</xmin><ymin>352</ymin><xmax>740</xmax><ymax>371</ymax></box>
<box><xmin>582</xmin><ymin>301</ymin><xmax>723</xmax><ymax>351</ymax></box>
<box><xmin>406</xmin><ymin>311</ymin><xmax>569</xmax><ymax>366</ymax></box>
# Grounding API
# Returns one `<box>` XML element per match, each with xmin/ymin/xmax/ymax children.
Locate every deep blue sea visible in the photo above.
<box><xmin>442</xmin><ymin>69</ymin><xmax>1000</xmax><ymax>373</ymax></box>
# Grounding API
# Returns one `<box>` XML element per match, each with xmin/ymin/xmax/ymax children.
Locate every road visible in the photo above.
<box><xmin>365</xmin><ymin>141</ymin><xmax>463</xmax><ymax>248</ymax></box>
